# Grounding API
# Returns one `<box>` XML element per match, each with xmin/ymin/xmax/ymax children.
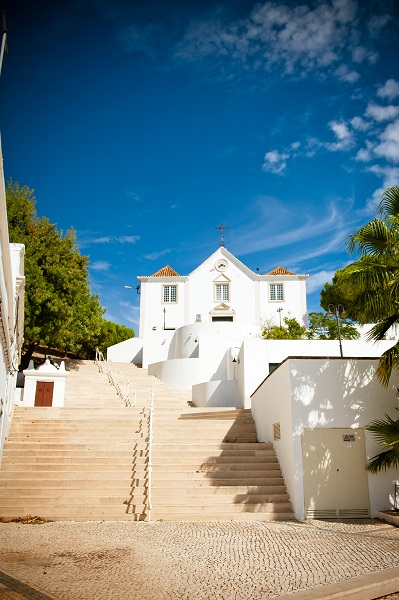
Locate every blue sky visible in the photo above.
<box><xmin>1</xmin><ymin>0</ymin><xmax>398</xmax><ymax>332</ymax></box>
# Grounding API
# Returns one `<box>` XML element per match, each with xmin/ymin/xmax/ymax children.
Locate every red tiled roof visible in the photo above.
<box><xmin>266</xmin><ymin>266</ymin><xmax>295</xmax><ymax>275</ymax></box>
<box><xmin>151</xmin><ymin>265</ymin><xmax>180</xmax><ymax>277</ymax></box>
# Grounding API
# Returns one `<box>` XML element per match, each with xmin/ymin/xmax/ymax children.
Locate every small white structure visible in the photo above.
<box><xmin>20</xmin><ymin>359</ymin><xmax>68</xmax><ymax>408</ymax></box>
<box><xmin>251</xmin><ymin>357</ymin><xmax>399</xmax><ymax>519</ymax></box>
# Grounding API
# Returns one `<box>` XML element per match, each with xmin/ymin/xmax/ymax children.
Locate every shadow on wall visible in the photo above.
<box><xmin>289</xmin><ymin>358</ymin><xmax>386</xmax><ymax>434</ymax></box>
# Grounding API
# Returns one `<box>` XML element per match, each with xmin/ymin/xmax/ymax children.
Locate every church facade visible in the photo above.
<box><xmin>137</xmin><ymin>246</ymin><xmax>308</xmax><ymax>340</ymax></box>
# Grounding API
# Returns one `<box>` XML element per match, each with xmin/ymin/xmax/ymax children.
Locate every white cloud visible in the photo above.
<box><xmin>324</xmin><ymin>119</ymin><xmax>354</xmax><ymax>151</ymax></box>
<box><xmin>365</xmin><ymin>103</ymin><xmax>399</xmax><ymax>122</ymax></box>
<box><xmin>350</xmin><ymin>116</ymin><xmax>371</xmax><ymax>131</ymax></box>
<box><xmin>377</xmin><ymin>79</ymin><xmax>399</xmax><ymax>101</ymax></box>
<box><xmin>355</xmin><ymin>141</ymin><xmax>374</xmax><ymax>162</ymax></box>
<box><xmin>367</xmin><ymin>13</ymin><xmax>391</xmax><ymax>37</ymax></box>
<box><xmin>334</xmin><ymin>64</ymin><xmax>360</xmax><ymax>83</ymax></box>
<box><xmin>329</xmin><ymin>120</ymin><xmax>351</xmax><ymax>140</ymax></box>
<box><xmin>119</xmin><ymin>301</ymin><xmax>140</xmax><ymax>328</ymax></box>
<box><xmin>262</xmin><ymin>150</ymin><xmax>289</xmax><ymax>175</ymax></box>
<box><xmin>143</xmin><ymin>249</ymin><xmax>172</xmax><ymax>260</ymax></box>
<box><xmin>262</xmin><ymin>141</ymin><xmax>301</xmax><ymax>174</ymax></box>
<box><xmin>175</xmin><ymin>0</ymin><xmax>390</xmax><ymax>81</ymax></box>
<box><xmin>90</xmin><ymin>261</ymin><xmax>111</xmax><ymax>272</ymax></box>
<box><xmin>374</xmin><ymin>119</ymin><xmax>399</xmax><ymax>163</ymax></box>
<box><xmin>93</xmin><ymin>235</ymin><xmax>140</xmax><ymax>244</ymax></box>
<box><xmin>364</xmin><ymin>165</ymin><xmax>399</xmax><ymax>213</ymax></box>
<box><xmin>307</xmin><ymin>270</ymin><xmax>336</xmax><ymax>294</ymax></box>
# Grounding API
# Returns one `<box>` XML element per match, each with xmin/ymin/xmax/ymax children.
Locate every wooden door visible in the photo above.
<box><xmin>34</xmin><ymin>381</ymin><xmax>54</xmax><ymax>407</ymax></box>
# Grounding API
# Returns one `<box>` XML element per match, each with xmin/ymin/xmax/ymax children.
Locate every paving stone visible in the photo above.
<box><xmin>0</xmin><ymin>519</ymin><xmax>398</xmax><ymax>599</ymax></box>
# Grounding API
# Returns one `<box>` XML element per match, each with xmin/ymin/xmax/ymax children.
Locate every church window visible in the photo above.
<box><xmin>163</xmin><ymin>285</ymin><xmax>177</xmax><ymax>303</ymax></box>
<box><xmin>215</xmin><ymin>283</ymin><xmax>229</xmax><ymax>302</ymax></box>
<box><xmin>269</xmin><ymin>283</ymin><xmax>284</xmax><ymax>301</ymax></box>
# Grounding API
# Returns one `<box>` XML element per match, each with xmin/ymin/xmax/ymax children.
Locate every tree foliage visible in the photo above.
<box><xmin>307</xmin><ymin>312</ymin><xmax>360</xmax><ymax>340</ymax></box>
<box><xmin>261</xmin><ymin>316</ymin><xmax>307</xmax><ymax>340</ymax></box>
<box><xmin>6</xmin><ymin>180</ymin><xmax>134</xmax><ymax>364</ymax></box>
<box><xmin>330</xmin><ymin>186</ymin><xmax>399</xmax><ymax>385</ymax></box>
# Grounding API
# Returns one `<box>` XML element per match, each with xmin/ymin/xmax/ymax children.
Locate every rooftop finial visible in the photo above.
<box><xmin>215</xmin><ymin>223</ymin><xmax>230</xmax><ymax>247</ymax></box>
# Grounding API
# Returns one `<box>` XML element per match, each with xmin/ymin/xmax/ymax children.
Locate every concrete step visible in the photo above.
<box><xmin>0</xmin><ymin>484</ymin><xmax>288</xmax><ymax>504</ymax></box>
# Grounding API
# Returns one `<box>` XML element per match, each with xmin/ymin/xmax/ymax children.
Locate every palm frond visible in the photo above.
<box><xmin>367</xmin><ymin>316</ymin><xmax>399</xmax><ymax>342</ymax></box>
<box><xmin>366</xmin><ymin>447</ymin><xmax>399</xmax><ymax>473</ymax></box>
<box><xmin>377</xmin><ymin>186</ymin><xmax>399</xmax><ymax>222</ymax></box>
<box><xmin>347</xmin><ymin>219</ymin><xmax>394</xmax><ymax>255</ymax></box>
<box><xmin>365</xmin><ymin>413</ymin><xmax>399</xmax><ymax>445</ymax></box>
<box><xmin>376</xmin><ymin>343</ymin><xmax>399</xmax><ymax>387</ymax></box>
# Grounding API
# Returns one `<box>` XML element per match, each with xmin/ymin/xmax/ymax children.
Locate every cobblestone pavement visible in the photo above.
<box><xmin>0</xmin><ymin>519</ymin><xmax>399</xmax><ymax>599</ymax></box>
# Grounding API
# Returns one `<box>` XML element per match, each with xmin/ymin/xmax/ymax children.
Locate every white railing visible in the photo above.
<box><xmin>94</xmin><ymin>348</ymin><xmax>153</xmax><ymax>520</ymax></box>
<box><xmin>95</xmin><ymin>347</ymin><xmax>105</xmax><ymax>372</ymax></box>
<box><xmin>95</xmin><ymin>354</ymin><xmax>136</xmax><ymax>408</ymax></box>
<box><xmin>146</xmin><ymin>386</ymin><xmax>154</xmax><ymax>522</ymax></box>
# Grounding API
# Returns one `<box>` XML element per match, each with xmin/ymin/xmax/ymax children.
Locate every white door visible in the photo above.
<box><xmin>302</xmin><ymin>428</ymin><xmax>370</xmax><ymax>519</ymax></box>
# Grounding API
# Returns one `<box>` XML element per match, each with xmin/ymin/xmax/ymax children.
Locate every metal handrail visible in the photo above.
<box><xmin>146</xmin><ymin>385</ymin><xmax>154</xmax><ymax>522</ymax></box>
<box><xmin>95</xmin><ymin>347</ymin><xmax>105</xmax><ymax>372</ymax></box>
<box><xmin>101</xmin><ymin>358</ymin><xmax>136</xmax><ymax>408</ymax></box>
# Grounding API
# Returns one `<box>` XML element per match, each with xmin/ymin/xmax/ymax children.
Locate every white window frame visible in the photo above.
<box><xmin>269</xmin><ymin>283</ymin><xmax>284</xmax><ymax>302</ymax></box>
<box><xmin>163</xmin><ymin>284</ymin><xmax>177</xmax><ymax>303</ymax></box>
<box><xmin>215</xmin><ymin>282</ymin><xmax>230</xmax><ymax>302</ymax></box>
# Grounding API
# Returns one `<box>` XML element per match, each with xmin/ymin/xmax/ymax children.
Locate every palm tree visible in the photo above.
<box><xmin>339</xmin><ymin>186</ymin><xmax>399</xmax><ymax>386</ymax></box>
<box><xmin>365</xmin><ymin>412</ymin><xmax>399</xmax><ymax>473</ymax></box>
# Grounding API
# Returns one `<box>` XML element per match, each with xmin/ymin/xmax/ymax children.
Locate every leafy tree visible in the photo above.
<box><xmin>261</xmin><ymin>316</ymin><xmax>307</xmax><ymax>340</ymax></box>
<box><xmin>365</xmin><ymin>411</ymin><xmax>399</xmax><ymax>473</ymax></box>
<box><xmin>336</xmin><ymin>186</ymin><xmax>399</xmax><ymax>385</ymax></box>
<box><xmin>6</xmin><ymin>179</ymin><xmax>122</xmax><ymax>365</ymax></box>
<box><xmin>319</xmin><ymin>270</ymin><xmax>357</xmax><ymax>313</ymax></box>
<box><xmin>306</xmin><ymin>312</ymin><xmax>360</xmax><ymax>340</ymax></box>
<box><xmin>93</xmin><ymin>320</ymin><xmax>135</xmax><ymax>355</ymax></box>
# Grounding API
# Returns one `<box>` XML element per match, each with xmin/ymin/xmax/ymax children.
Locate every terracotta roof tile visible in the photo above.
<box><xmin>266</xmin><ymin>266</ymin><xmax>296</xmax><ymax>276</ymax></box>
<box><xmin>151</xmin><ymin>265</ymin><xmax>180</xmax><ymax>277</ymax></box>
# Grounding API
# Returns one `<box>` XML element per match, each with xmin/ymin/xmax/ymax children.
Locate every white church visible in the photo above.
<box><xmin>108</xmin><ymin>242</ymin><xmax>399</xmax><ymax>520</ymax></box>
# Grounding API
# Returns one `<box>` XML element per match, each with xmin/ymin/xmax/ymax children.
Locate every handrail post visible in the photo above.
<box><xmin>147</xmin><ymin>386</ymin><xmax>154</xmax><ymax>522</ymax></box>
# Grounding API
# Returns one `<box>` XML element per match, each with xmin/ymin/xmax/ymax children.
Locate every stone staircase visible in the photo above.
<box><xmin>0</xmin><ymin>360</ymin><xmax>294</xmax><ymax>521</ymax></box>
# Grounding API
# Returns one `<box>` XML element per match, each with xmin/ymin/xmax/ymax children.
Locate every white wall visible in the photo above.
<box><xmin>192</xmin><ymin>380</ymin><xmax>238</xmax><ymax>407</ymax></box>
<box><xmin>251</xmin><ymin>357</ymin><xmax>398</xmax><ymax>520</ymax></box>
<box><xmin>107</xmin><ymin>337</ymin><xmax>144</xmax><ymax>364</ymax></box>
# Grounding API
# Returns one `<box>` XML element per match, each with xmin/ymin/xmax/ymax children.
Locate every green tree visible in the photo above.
<box><xmin>336</xmin><ymin>185</ymin><xmax>399</xmax><ymax>385</ymax></box>
<box><xmin>365</xmin><ymin>412</ymin><xmax>399</xmax><ymax>473</ymax></box>
<box><xmin>319</xmin><ymin>270</ymin><xmax>357</xmax><ymax>313</ymax></box>
<box><xmin>6</xmin><ymin>180</ymin><xmax>105</xmax><ymax>365</ymax></box>
<box><xmin>306</xmin><ymin>312</ymin><xmax>360</xmax><ymax>340</ymax></box>
<box><xmin>261</xmin><ymin>316</ymin><xmax>307</xmax><ymax>340</ymax></box>
<box><xmin>93</xmin><ymin>320</ymin><xmax>135</xmax><ymax>355</ymax></box>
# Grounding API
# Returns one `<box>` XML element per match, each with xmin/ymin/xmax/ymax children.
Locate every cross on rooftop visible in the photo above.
<box><xmin>215</xmin><ymin>223</ymin><xmax>230</xmax><ymax>247</ymax></box>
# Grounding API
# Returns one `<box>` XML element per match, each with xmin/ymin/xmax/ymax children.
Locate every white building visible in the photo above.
<box><xmin>108</xmin><ymin>245</ymin><xmax>399</xmax><ymax>518</ymax></box>
<box><xmin>0</xmin><ymin>149</ymin><xmax>25</xmax><ymax>460</ymax></box>
<box><xmin>137</xmin><ymin>246</ymin><xmax>308</xmax><ymax>339</ymax></box>
<box><xmin>251</xmin><ymin>357</ymin><xmax>398</xmax><ymax>520</ymax></box>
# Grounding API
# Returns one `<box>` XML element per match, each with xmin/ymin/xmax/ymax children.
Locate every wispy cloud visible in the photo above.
<box><xmin>143</xmin><ymin>249</ymin><xmax>172</xmax><ymax>260</ymax></box>
<box><xmin>232</xmin><ymin>196</ymin><xmax>354</xmax><ymax>264</ymax></box>
<box><xmin>119</xmin><ymin>301</ymin><xmax>140</xmax><ymax>328</ymax></box>
<box><xmin>90</xmin><ymin>260</ymin><xmax>111</xmax><ymax>272</ymax></box>
<box><xmin>93</xmin><ymin>235</ymin><xmax>141</xmax><ymax>244</ymax></box>
<box><xmin>173</xmin><ymin>0</ymin><xmax>390</xmax><ymax>81</ymax></box>
<box><xmin>306</xmin><ymin>269</ymin><xmax>336</xmax><ymax>294</ymax></box>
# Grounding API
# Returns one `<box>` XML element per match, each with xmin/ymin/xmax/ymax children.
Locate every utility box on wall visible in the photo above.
<box><xmin>19</xmin><ymin>359</ymin><xmax>69</xmax><ymax>408</ymax></box>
